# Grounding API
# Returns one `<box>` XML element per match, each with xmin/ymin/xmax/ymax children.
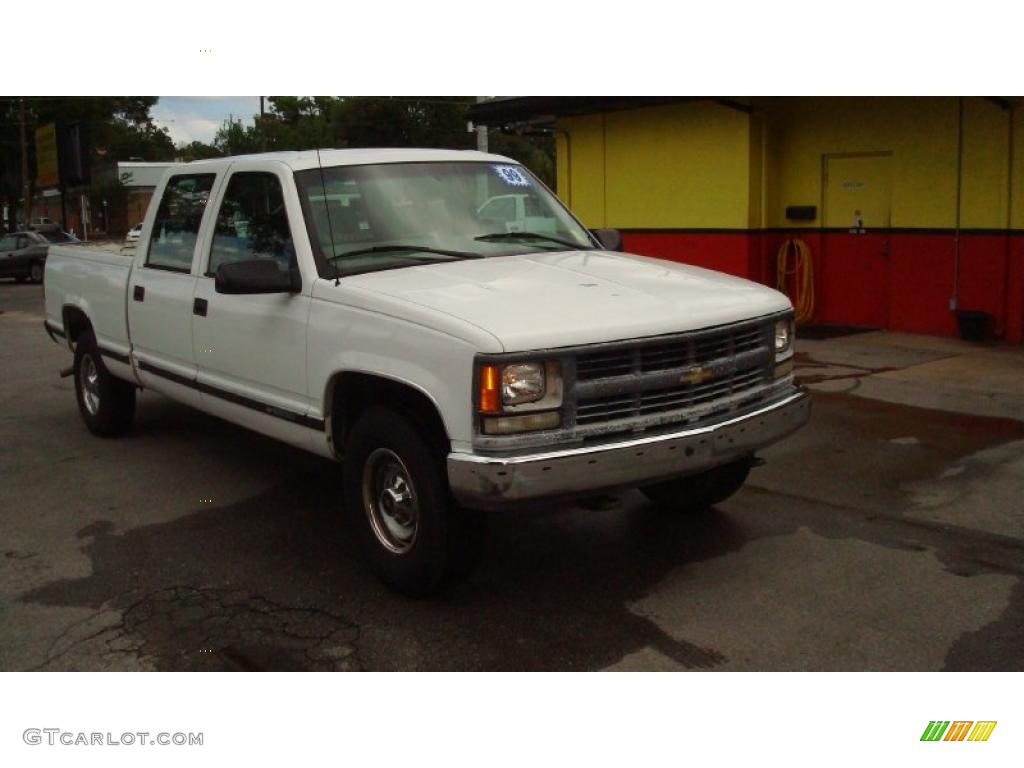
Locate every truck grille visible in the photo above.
<box><xmin>575</xmin><ymin>324</ymin><xmax>766</xmax><ymax>381</ymax></box>
<box><xmin>571</xmin><ymin>320</ymin><xmax>774</xmax><ymax>433</ymax></box>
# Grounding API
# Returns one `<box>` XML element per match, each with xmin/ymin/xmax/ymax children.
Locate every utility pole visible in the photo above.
<box><xmin>19</xmin><ymin>98</ymin><xmax>30</xmax><ymax>229</ymax></box>
<box><xmin>475</xmin><ymin>97</ymin><xmax>488</xmax><ymax>153</ymax></box>
<box><xmin>260</xmin><ymin>97</ymin><xmax>267</xmax><ymax>153</ymax></box>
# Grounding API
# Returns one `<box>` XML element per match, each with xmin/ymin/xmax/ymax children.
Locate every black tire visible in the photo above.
<box><xmin>15</xmin><ymin>275</ymin><xmax>27</xmax><ymax>283</ymax></box>
<box><xmin>73</xmin><ymin>330</ymin><xmax>136</xmax><ymax>437</ymax></box>
<box><xmin>342</xmin><ymin>406</ymin><xmax>476</xmax><ymax>597</ymax></box>
<box><xmin>29</xmin><ymin>262</ymin><xmax>44</xmax><ymax>283</ymax></box>
<box><xmin>640</xmin><ymin>457</ymin><xmax>753</xmax><ymax>512</ymax></box>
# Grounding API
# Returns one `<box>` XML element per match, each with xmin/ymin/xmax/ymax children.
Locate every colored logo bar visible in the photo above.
<box><xmin>921</xmin><ymin>721</ymin><xmax>997</xmax><ymax>742</ymax></box>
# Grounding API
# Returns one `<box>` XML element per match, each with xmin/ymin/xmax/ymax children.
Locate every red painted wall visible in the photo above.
<box><xmin>621</xmin><ymin>229</ymin><xmax>1024</xmax><ymax>343</ymax></box>
<box><xmin>1007</xmin><ymin>236</ymin><xmax>1024</xmax><ymax>343</ymax></box>
<box><xmin>621</xmin><ymin>232</ymin><xmax>758</xmax><ymax>280</ymax></box>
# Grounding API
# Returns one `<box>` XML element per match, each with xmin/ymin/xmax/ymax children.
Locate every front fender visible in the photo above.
<box><xmin>306</xmin><ymin>300</ymin><xmax>480</xmax><ymax>450</ymax></box>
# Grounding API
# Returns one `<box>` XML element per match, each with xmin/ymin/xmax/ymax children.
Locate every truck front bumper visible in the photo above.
<box><xmin>447</xmin><ymin>389</ymin><xmax>810</xmax><ymax>509</ymax></box>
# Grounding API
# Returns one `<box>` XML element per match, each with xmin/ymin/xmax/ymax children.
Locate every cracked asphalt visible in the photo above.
<box><xmin>2</xmin><ymin>281</ymin><xmax>1023</xmax><ymax>671</ymax></box>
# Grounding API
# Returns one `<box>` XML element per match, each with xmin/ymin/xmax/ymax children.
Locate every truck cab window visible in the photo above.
<box><xmin>208</xmin><ymin>172</ymin><xmax>295</xmax><ymax>276</ymax></box>
<box><xmin>146</xmin><ymin>173</ymin><xmax>215</xmax><ymax>272</ymax></box>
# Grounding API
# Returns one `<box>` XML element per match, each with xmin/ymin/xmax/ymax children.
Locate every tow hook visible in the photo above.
<box><xmin>59</xmin><ymin>365</ymin><xmax>73</xmax><ymax>378</ymax></box>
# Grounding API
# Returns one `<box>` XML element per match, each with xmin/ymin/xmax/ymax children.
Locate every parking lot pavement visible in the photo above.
<box><xmin>2</xmin><ymin>280</ymin><xmax>1022</xmax><ymax>671</ymax></box>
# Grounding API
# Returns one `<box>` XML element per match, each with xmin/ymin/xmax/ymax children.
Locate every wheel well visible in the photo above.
<box><xmin>62</xmin><ymin>306</ymin><xmax>92</xmax><ymax>345</ymax></box>
<box><xmin>328</xmin><ymin>373</ymin><xmax>450</xmax><ymax>458</ymax></box>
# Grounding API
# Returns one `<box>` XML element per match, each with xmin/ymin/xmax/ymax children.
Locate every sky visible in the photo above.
<box><xmin>151</xmin><ymin>97</ymin><xmax>260</xmax><ymax>146</ymax></box>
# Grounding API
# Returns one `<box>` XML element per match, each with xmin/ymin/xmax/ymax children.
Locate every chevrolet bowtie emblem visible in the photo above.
<box><xmin>680</xmin><ymin>366</ymin><xmax>714</xmax><ymax>385</ymax></box>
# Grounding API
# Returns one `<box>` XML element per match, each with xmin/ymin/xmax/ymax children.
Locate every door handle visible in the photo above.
<box><xmin>133</xmin><ymin>285</ymin><xmax>145</xmax><ymax>302</ymax></box>
<box><xmin>193</xmin><ymin>297</ymin><xmax>208</xmax><ymax>317</ymax></box>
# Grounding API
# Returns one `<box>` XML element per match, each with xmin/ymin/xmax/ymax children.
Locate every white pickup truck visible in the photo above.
<box><xmin>44</xmin><ymin>149</ymin><xmax>809</xmax><ymax>595</ymax></box>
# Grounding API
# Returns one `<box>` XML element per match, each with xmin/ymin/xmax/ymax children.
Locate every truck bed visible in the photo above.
<box><xmin>44</xmin><ymin>243</ymin><xmax>136</xmax><ymax>367</ymax></box>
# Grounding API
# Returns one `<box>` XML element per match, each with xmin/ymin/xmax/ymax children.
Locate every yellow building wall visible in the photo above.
<box><xmin>557</xmin><ymin>113</ymin><xmax>606</xmax><ymax>226</ymax></box>
<box><xmin>960</xmin><ymin>97</ymin><xmax>1011</xmax><ymax>229</ymax></box>
<box><xmin>554</xmin><ymin>97</ymin><xmax>1022</xmax><ymax>232</ymax></box>
<box><xmin>556</xmin><ymin>101</ymin><xmax>753</xmax><ymax>229</ymax></box>
<box><xmin>1014</xmin><ymin>106</ymin><xmax>1024</xmax><ymax>230</ymax></box>
<box><xmin>758</xmin><ymin>96</ymin><xmax>1014</xmax><ymax>230</ymax></box>
<box><xmin>758</xmin><ymin>97</ymin><xmax>957</xmax><ymax>228</ymax></box>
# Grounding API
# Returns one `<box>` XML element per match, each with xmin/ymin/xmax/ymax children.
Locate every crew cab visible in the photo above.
<box><xmin>43</xmin><ymin>149</ymin><xmax>809</xmax><ymax>595</ymax></box>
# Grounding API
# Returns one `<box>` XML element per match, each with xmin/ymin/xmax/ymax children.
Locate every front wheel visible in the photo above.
<box><xmin>342</xmin><ymin>406</ymin><xmax>476</xmax><ymax>596</ymax></box>
<box><xmin>639</xmin><ymin>457</ymin><xmax>753</xmax><ymax>512</ymax></box>
<box><xmin>29</xmin><ymin>262</ymin><xmax>44</xmax><ymax>283</ymax></box>
<box><xmin>73</xmin><ymin>330</ymin><xmax>136</xmax><ymax>437</ymax></box>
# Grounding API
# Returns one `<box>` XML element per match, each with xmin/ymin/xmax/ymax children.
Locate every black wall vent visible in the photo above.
<box><xmin>785</xmin><ymin>205</ymin><xmax>817</xmax><ymax>221</ymax></box>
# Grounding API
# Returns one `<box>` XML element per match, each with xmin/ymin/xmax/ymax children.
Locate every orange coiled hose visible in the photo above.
<box><xmin>776</xmin><ymin>238</ymin><xmax>815</xmax><ymax>325</ymax></box>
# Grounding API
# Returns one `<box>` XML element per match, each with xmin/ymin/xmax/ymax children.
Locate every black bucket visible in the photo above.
<box><xmin>956</xmin><ymin>310</ymin><xmax>990</xmax><ymax>342</ymax></box>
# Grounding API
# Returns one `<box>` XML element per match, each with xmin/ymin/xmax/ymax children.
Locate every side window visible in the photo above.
<box><xmin>208</xmin><ymin>172</ymin><xmax>295</xmax><ymax>276</ymax></box>
<box><xmin>16</xmin><ymin>235</ymin><xmax>29</xmax><ymax>250</ymax></box>
<box><xmin>146</xmin><ymin>173</ymin><xmax>215</xmax><ymax>272</ymax></box>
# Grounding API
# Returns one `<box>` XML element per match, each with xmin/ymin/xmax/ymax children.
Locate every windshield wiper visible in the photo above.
<box><xmin>326</xmin><ymin>244</ymin><xmax>483</xmax><ymax>263</ymax></box>
<box><xmin>474</xmin><ymin>231</ymin><xmax>592</xmax><ymax>250</ymax></box>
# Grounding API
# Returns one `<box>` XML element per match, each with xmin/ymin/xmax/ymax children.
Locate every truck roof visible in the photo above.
<box><xmin>182</xmin><ymin>148</ymin><xmax>517</xmax><ymax>173</ymax></box>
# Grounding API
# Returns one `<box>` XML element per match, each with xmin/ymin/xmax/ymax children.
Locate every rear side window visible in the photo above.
<box><xmin>207</xmin><ymin>172</ymin><xmax>295</xmax><ymax>276</ymax></box>
<box><xmin>146</xmin><ymin>173</ymin><xmax>215</xmax><ymax>272</ymax></box>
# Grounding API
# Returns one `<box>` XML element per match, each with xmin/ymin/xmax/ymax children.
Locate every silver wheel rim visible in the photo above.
<box><xmin>81</xmin><ymin>354</ymin><xmax>101</xmax><ymax>416</ymax></box>
<box><xmin>362</xmin><ymin>448</ymin><xmax>419</xmax><ymax>554</ymax></box>
<box><xmin>31</xmin><ymin>264</ymin><xmax>42</xmax><ymax>282</ymax></box>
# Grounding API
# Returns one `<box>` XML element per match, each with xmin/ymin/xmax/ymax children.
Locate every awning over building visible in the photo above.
<box><xmin>468</xmin><ymin>97</ymin><xmax>752</xmax><ymax>127</ymax></box>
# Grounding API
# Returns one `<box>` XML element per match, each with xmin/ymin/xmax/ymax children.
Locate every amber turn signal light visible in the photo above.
<box><xmin>479</xmin><ymin>364</ymin><xmax>501</xmax><ymax>413</ymax></box>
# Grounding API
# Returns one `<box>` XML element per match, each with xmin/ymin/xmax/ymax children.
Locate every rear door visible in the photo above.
<box><xmin>128</xmin><ymin>171</ymin><xmax>220</xmax><ymax>406</ymax></box>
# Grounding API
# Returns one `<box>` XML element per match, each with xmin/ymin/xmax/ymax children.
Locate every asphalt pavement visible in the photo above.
<box><xmin>1</xmin><ymin>280</ymin><xmax>1022</xmax><ymax>671</ymax></box>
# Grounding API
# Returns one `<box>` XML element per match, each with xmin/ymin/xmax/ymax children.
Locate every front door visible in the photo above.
<box><xmin>191</xmin><ymin>164</ymin><xmax>313</xmax><ymax>435</ymax></box>
<box><xmin>822</xmin><ymin>153</ymin><xmax>893</xmax><ymax>329</ymax></box>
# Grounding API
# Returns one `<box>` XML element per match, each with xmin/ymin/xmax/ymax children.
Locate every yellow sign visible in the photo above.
<box><xmin>35</xmin><ymin>124</ymin><xmax>59</xmax><ymax>188</ymax></box>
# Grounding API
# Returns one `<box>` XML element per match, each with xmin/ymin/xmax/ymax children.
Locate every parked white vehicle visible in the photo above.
<box><xmin>125</xmin><ymin>222</ymin><xmax>143</xmax><ymax>245</ymax></box>
<box><xmin>43</xmin><ymin>149</ymin><xmax>809</xmax><ymax>595</ymax></box>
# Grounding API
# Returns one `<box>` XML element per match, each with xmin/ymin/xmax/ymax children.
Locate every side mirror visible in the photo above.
<box><xmin>591</xmin><ymin>228</ymin><xmax>622</xmax><ymax>252</ymax></box>
<box><xmin>215</xmin><ymin>259</ymin><xmax>297</xmax><ymax>295</ymax></box>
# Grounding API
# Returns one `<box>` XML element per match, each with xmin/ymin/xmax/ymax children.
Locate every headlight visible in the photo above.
<box><xmin>775</xmin><ymin>318</ymin><xmax>794</xmax><ymax>356</ymax></box>
<box><xmin>477</xmin><ymin>360</ymin><xmax>563</xmax><ymax>430</ymax></box>
<box><xmin>501</xmin><ymin>363</ymin><xmax>544</xmax><ymax>405</ymax></box>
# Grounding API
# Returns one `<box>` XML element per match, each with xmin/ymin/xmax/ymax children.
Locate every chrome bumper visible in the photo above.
<box><xmin>447</xmin><ymin>389</ymin><xmax>810</xmax><ymax>509</ymax></box>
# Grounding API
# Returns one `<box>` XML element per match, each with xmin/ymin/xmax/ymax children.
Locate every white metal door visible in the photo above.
<box><xmin>190</xmin><ymin>161</ymin><xmax>315</xmax><ymax>446</ymax></box>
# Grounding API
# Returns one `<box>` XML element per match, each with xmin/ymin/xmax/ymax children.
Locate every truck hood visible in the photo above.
<box><xmin>341</xmin><ymin>250</ymin><xmax>792</xmax><ymax>352</ymax></box>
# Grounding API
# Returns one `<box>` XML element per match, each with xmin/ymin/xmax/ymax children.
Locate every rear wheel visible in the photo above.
<box><xmin>342</xmin><ymin>406</ymin><xmax>477</xmax><ymax>596</ymax></box>
<box><xmin>639</xmin><ymin>457</ymin><xmax>752</xmax><ymax>512</ymax></box>
<box><xmin>73</xmin><ymin>330</ymin><xmax>136</xmax><ymax>437</ymax></box>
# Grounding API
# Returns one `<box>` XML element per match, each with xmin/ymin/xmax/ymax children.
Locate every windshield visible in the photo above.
<box><xmin>295</xmin><ymin>161</ymin><xmax>594</xmax><ymax>278</ymax></box>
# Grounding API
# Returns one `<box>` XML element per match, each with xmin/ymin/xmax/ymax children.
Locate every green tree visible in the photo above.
<box><xmin>176</xmin><ymin>141</ymin><xmax>224</xmax><ymax>162</ymax></box>
<box><xmin>166</xmin><ymin>98</ymin><xmax>555</xmax><ymax>190</ymax></box>
<box><xmin>0</xmin><ymin>97</ymin><xmax>175</xmax><ymax>229</ymax></box>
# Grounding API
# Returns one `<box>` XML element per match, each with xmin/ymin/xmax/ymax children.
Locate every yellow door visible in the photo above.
<box><xmin>823</xmin><ymin>153</ymin><xmax>892</xmax><ymax>229</ymax></box>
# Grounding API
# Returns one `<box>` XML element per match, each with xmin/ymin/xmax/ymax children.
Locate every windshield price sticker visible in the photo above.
<box><xmin>492</xmin><ymin>165</ymin><xmax>531</xmax><ymax>187</ymax></box>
